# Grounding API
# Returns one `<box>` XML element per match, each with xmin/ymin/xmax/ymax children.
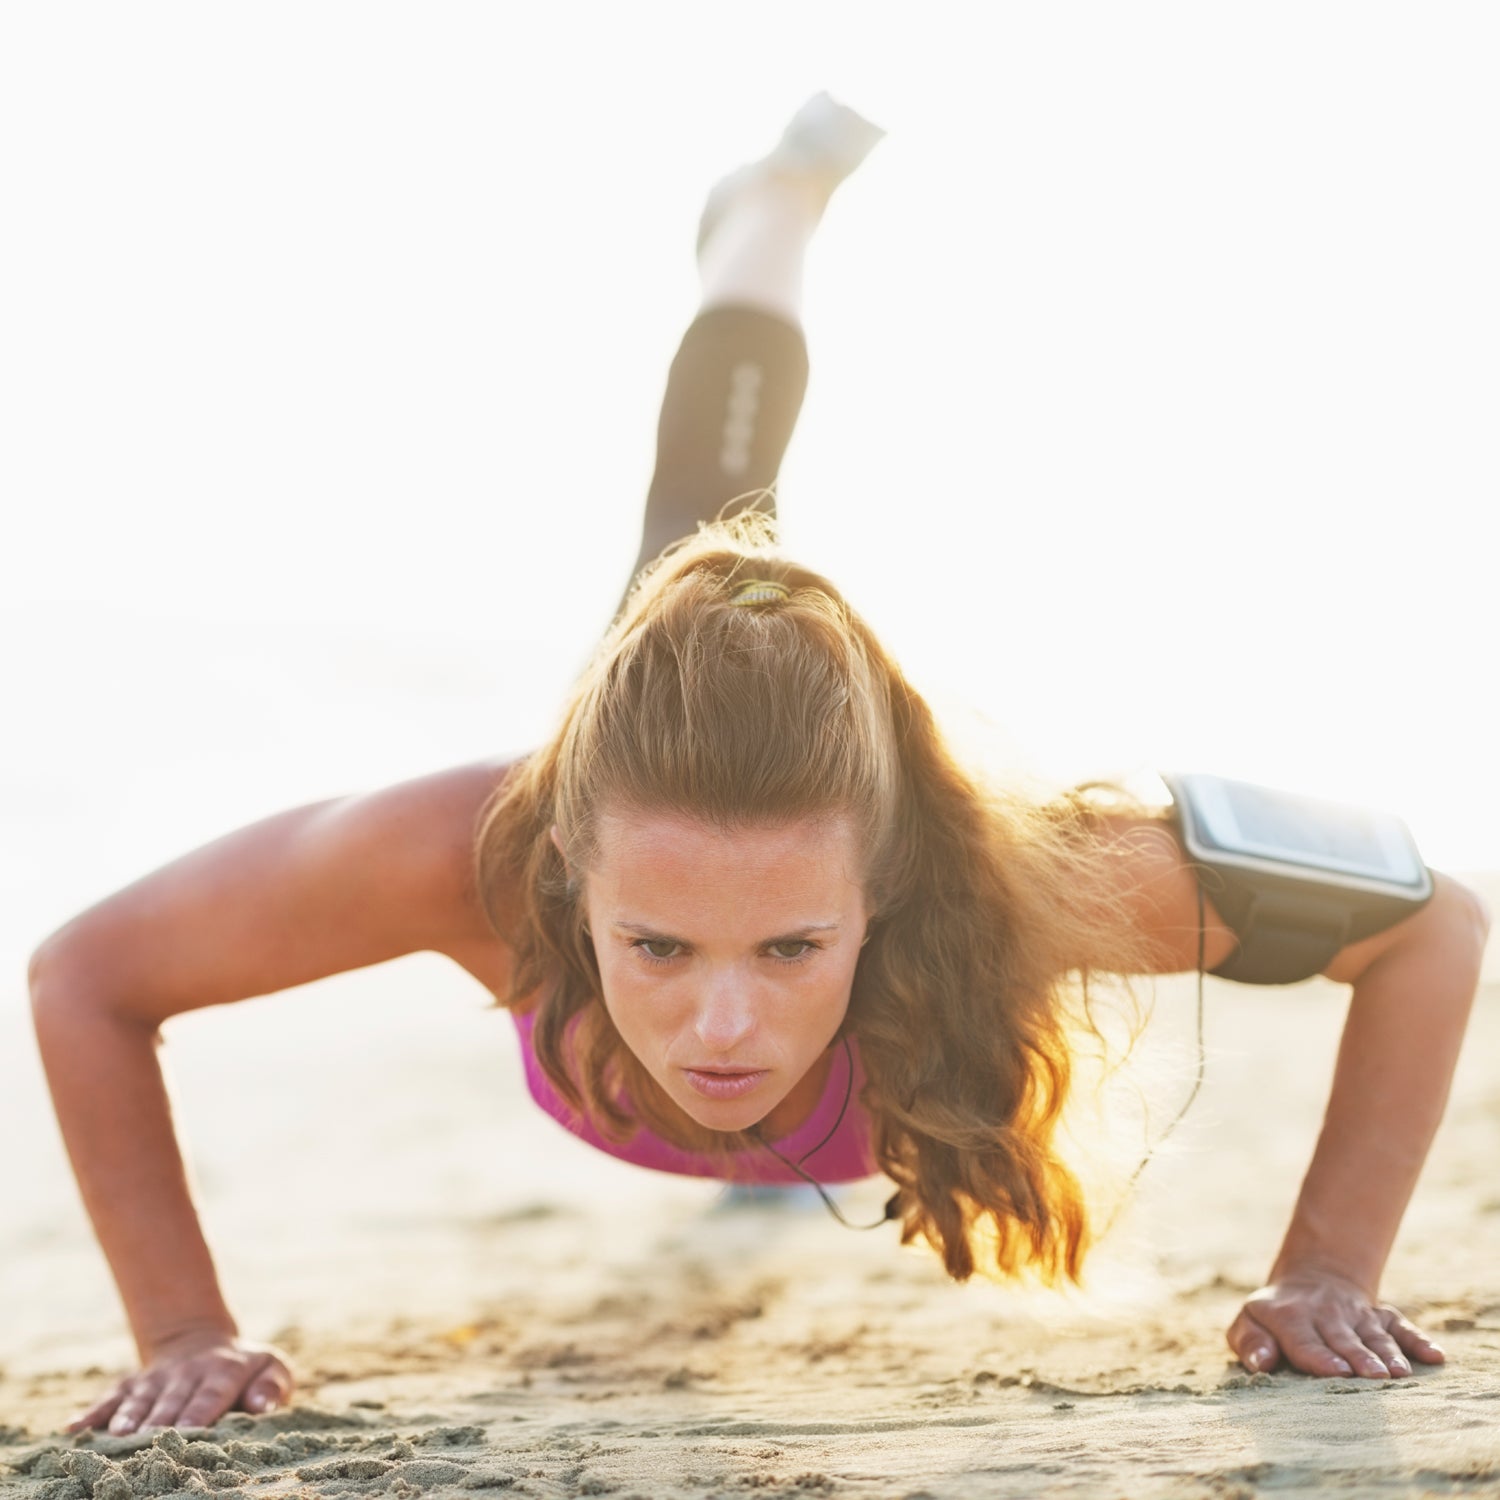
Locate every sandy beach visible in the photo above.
<box><xmin>4</xmin><ymin>879</ymin><xmax>1499</xmax><ymax>1500</ymax></box>
<box><xmin>5</xmin><ymin>0</ymin><xmax>1498</xmax><ymax>1490</ymax></box>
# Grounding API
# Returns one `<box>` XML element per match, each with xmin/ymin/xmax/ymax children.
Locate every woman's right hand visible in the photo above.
<box><xmin>64</xmin><ymin>1330</ymin><xmax>296</xmax><ymax>1436</ymax></box>
<box><xmin>30</xmin><ymin>763</ymin><xmax>505</xmax><ymax>1445</ymax></box>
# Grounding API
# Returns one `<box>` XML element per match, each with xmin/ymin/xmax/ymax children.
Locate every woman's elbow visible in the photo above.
<box><xmin>28</xmin><ymin>920</ymin><xmax>107</xmax><ymax>1014</ymax></box>
<box><xmin>1323</xmin><ymin>870</ymin><xmax>1491</xmax><ymax>988</ymax></box>
<box><xmin>1447</xmin><ymin>872</ymin><xmax>1494</xmax><ymax>963</ymax></box>
<box><xmin>1415</xmin><ymin>870</ymin><xmax>1492</xmax><ymax>980</ymax></box>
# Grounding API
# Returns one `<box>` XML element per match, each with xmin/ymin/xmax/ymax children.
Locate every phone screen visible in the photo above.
<box><xmin>1184</xmin><ymin>775</ymin><xmax>1426</xmax><ymax>886</ymax></box>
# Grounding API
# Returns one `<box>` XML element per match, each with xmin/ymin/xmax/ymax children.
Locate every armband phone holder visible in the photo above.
<box><xmin>1161</xmin><ymin>772</ymin><xmax>1434</xmax><ymax>985</ymax></box>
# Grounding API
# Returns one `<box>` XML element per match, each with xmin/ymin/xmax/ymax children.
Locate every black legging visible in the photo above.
<box><xmin>621</xmin><ymin>303</ymin><xmax>810</xmax><ymax>610</ymax></box>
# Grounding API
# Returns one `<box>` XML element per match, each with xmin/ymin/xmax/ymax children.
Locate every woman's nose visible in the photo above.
<box><xmin>692</xmin><ymin>976</ymin><xmax>756</xmax><ymax>1053</ymax></box>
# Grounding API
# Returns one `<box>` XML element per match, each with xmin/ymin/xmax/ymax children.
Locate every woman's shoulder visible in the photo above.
<box><xmin>1051</xmin><ymin>802</ymin><xmax>1241</xmax><ymax>975</ymax></box>
<box><xmin>330</xmin><ymin>755</ymin><xmax>529</xmax><ymax>990</ymax></box>
<box><xmin>359</xmin><ymin>753</ymin><xmax>522</xmax><ymax>903</ymax></box>
<box><xmin>367</xmin><ymin>754</ymin><xmax>519</xmax><ymax>830</ymax></box>
<box><xmin>269</xmin><ymin>755</ymin><xmax>526</xmax><ymax>956</ymax></box>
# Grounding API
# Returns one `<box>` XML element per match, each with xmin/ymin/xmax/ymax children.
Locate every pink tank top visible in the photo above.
<box><xmin>510</xmin><ymin>1008</ymin><xmax>878</xmax><ymax>1184</ymax></box>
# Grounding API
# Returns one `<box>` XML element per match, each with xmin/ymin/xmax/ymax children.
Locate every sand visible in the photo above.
<box><xmin>4</xmin><ymin>884</ymin><xmax>1500</xmax><ymax>1500</ymax></box>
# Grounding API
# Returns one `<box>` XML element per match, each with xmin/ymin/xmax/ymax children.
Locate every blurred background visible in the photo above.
<box><xmin>2</xmin><ymin>0</ymin><xmax>1497</xmax><ymax>1380</ymax></box>
<box><xmin>4</xmin><ymin>1</ymin><xmax>1499</xmax><ymax>980</ymax></box>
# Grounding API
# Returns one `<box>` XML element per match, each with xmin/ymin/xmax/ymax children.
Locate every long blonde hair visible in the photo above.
<box><xmin>475</xmin><ymin>516</ymin><xmax>1155</xmax><ymax>1283</ymax></box>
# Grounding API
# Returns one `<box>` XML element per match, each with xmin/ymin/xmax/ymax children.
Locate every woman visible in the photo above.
<box><xmin>31</xmin><ymin>94</ymin><xmax>1490</xmax><ymax>1437</ymax></box>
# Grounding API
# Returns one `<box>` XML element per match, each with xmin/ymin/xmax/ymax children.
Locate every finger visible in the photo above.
<box><xmin>1353</xmin><ymin>1315</ymin><xmax>1413</xmax><ymax>1378</ymax></box>
<box><xmin>1262</xmin><ymin>1315</ymin><xmax>1357</xmax><ymax>1378</ymax></box>
<box><xmin>177</xmin><ymin>1373</ymin><xmax>248</xmax><ymax>1430</ymax></box>
<box><xmin>1225</xmin><ymin>1310</ymin><xmax>1282</xmax><ymax>1374</ymax></box>
<box><xmin>1315</xmin><ymin>1318</ymin><xmax>1391</xmax><ymax>1379</ymax></box>
<box><xmin>1380</xmin><ymin>1309</ymin><xmax>1447</xmax><ymax>1366</ymax></box>
<box><xmin>241</xmin><ymin>1357</ymin><xmax>294</xmax><ymax>1415</ymax></box>
<box><xmin>240</xmin><ymin>1381</ymin><xmax>281</xmax><ymax>1414</ymax></box>
<box><xmin>141</xmin><ymin>1374</ymin><xmax>203</xmax><ymax>1431</ymax></box>
<box><xmin>65</xmin><ymin>1390</ymin><xmax>127</xmax><ymax>1434</ymax></box>
<box><xmin>107</xmin><ymin>1380</ymin><xmax>163</xmax><ymax>1435</ymax></box>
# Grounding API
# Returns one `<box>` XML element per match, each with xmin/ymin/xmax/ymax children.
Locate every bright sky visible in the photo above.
<box><xmin>2</xmin><ymin>2</ymin><xmax>1497</xmax><ymax>973</ymax></box>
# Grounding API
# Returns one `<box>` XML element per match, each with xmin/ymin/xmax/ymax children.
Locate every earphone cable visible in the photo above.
<box><xmin>749</xmin><ymin>885</ymin><xmax>1210</xmax><ymax>1239</ymax></box>
<box><xmin>747</xmin><ymin>1035</ymin><xmax>892</xmax><ymax>1231</ymax></box>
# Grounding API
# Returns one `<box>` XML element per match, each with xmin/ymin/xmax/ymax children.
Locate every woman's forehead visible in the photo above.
<box><xmin>593</xmin><ymin>808</ymin><xmax>855</xmax><ymax>861</ymax></box>
<box><xmin>588</xmin><ymin>809</ymin><xmax>864</xmax><ymax>908</ymax></box>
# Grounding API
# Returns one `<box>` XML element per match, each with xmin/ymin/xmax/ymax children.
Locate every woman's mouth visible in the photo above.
<box><xmin>683</xmin><ymin>1067</ymin><xmax>769</xmax><ymax>1100</ymax></box>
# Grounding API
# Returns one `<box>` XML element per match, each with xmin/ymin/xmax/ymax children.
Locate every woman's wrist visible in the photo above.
<box><xmin>1269</xmin><ymin>1210</ymin><xmax>1383</xmax><ymax>1298</ymax></box>
<box><xmin>140</xmin><ymin>1314</ymin><xmax>241</xmax><ymax>1364</ymax></box>
<box><xmin>1268</xmin><ymin>1253</ymin><xmax>1377</xmax><ymax>1299</ymax></box>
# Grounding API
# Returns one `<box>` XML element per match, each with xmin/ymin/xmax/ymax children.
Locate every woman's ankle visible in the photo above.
<box><xmin>696</xmin><ymin>179</ymin><xmax>820</xmax><ymax>325</ymax></box>
<box><xmin>694</xmin><ymin>93</ymin><xmax>883</xmax><ymax>326</ymax></box>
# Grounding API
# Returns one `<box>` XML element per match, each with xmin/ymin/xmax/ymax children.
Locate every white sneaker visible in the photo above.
<box><xmin>696</xmin><ymin>91</ymin><xmax>887</xmax><ymax>260</ymax></box>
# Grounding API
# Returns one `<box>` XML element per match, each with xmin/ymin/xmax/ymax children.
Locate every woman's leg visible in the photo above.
<box><xmin>623</xmin><ymin>95</ymin><xmax>884</xmax><ymax>597</ymax></box>
<box><xmin>695</xmin><ymin>173</ymin><xmax>830</xmax><ymax>327</ymax></box>
<box><xmin>627</xmin><ymin>184</ymin><xmax>818</xmax><ymax>588</ymax></box>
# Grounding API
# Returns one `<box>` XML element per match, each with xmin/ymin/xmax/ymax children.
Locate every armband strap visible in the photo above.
<box><xmin>1171</xmin><ymin>819</ymin><xmax>1435</xmax><ymax>986</ymax></box>
<box><xmin>1201</xmin><ymin>883</ymin><xmax>1352</xmax><ymax>985</ymax></box>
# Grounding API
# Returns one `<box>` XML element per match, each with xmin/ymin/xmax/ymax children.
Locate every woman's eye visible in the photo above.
<box><xmin>637</xmin><ymin>939</ymin><xmax>680</xmax><ymax>962</ymax></box>
<box><xmin>769</xmin><ymin>940</ymin><xmax>814</xmax><ymax>962</ymax></box>
<box><xmin>631</xmin><ymin>938</ymin><xmax>816</xmax><ymax>964</ymax></box>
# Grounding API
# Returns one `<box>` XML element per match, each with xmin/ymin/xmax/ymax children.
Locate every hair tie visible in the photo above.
<box><xmin>728</xmin><ymin>578</ymin><xmax>791</xmax><ymax>607</ymax></box>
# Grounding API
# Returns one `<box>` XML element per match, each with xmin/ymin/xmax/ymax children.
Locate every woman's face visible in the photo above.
<box><xmin>577</xmin><ymin>809</ymin><xmax>870</xmax><ymax>1135</ymax></box>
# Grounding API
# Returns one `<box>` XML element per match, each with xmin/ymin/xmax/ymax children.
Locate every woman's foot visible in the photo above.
<box><xmin>696</xmin><ymin>91</ymin><xmax>886</xmax><ymax>263</ymax></box>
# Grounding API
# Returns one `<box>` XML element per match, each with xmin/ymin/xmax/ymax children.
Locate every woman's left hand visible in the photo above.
<box><xmin>1226</xmin><ymin>1269</ymin><xmax>1447</xmax><ymax>1378</ymax></box>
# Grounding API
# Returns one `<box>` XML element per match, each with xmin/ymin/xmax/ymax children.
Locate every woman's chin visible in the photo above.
<box><xmin>678</xmin><ymin>1096</ymin><xmax>771</xmax><ymax>1134</ymax></box>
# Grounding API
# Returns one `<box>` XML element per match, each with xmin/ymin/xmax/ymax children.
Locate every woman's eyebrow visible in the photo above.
<box><xmin>611</xmin><ymin>919</ymin><xmax>843</xmax><ymax>942</ymax></box>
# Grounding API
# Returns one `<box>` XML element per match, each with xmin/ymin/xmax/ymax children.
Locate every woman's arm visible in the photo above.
<box><xmin>28</xmin><ymin>758</ymin><xmax>510</xmax><ymax>1431</ymax></box>
<box><xmin>1095</xmin><ymin>813</ymin><xmax>1491</xmax><ymax>1376</ymax></box>
<box><xmin>1228</xmin><ymin>871</ymin><xmax>1490</xmax><ymax>1377</ymax></box>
